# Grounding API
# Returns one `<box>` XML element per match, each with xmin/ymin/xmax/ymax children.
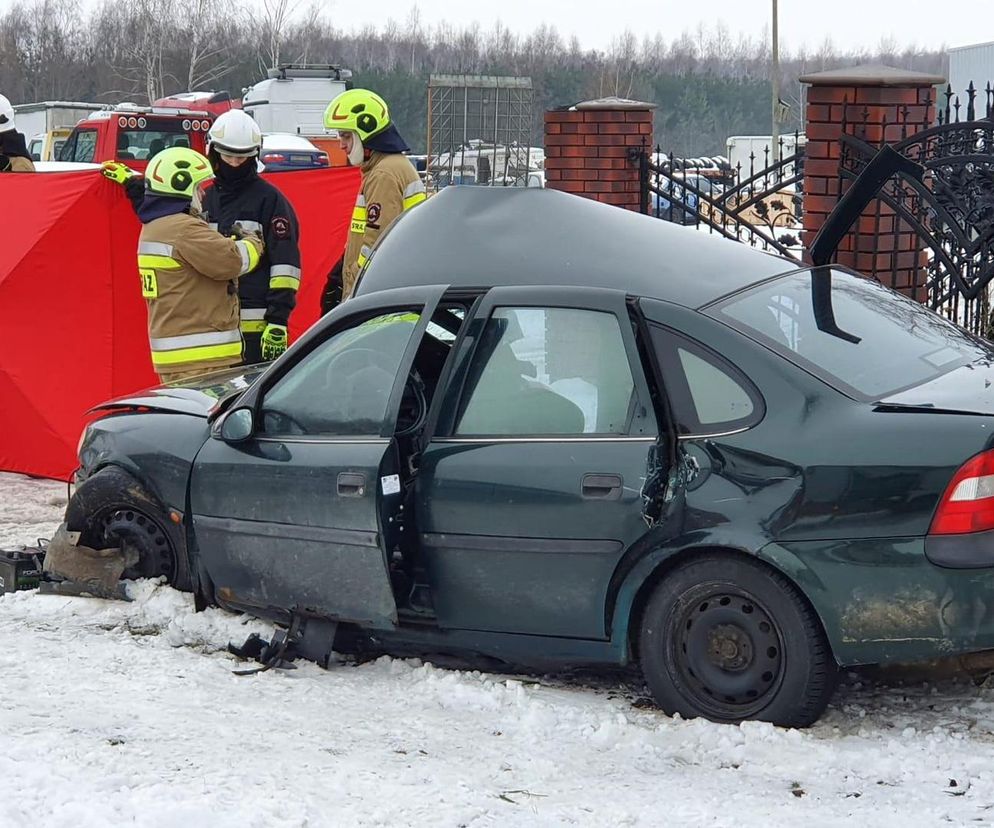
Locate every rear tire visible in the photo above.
<box><xmin>65</xmin><ymin>466</ymin><xmax>191</xmax><ymax>591</ymax></box>
<box><xmin>639</xmin><ymin>552</ymin><xmax>836</xmax><ymax>728</ymax></box>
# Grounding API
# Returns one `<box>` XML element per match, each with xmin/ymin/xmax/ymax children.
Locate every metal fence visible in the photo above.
<box><xmin>835</xmin><ymin>83</ymin><xmax>994</xmax><ymax>334</ymax></box>
<box><xmin>632</xmin><ymin>133</ymin><xmax>806</xmax><ymax>262</ymax></box>
<box><xmin>426</xmin><ymin>75</ymin><xmax>538</xmax><ymax>192</ymax></box>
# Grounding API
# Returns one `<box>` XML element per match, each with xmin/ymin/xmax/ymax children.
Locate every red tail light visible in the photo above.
<box><xmin>316</xmin><ymin>153</ymin><xmax>329</xmax><ymax>166</ymax></box>
<box><xmin>930</xmin><ymin>449</ymin><xmax>994</xmax><ymax>534</ymax></box>
<box><xmin>262</xmin><ymin>152</ymin><xmax>287</xmax><ymax>164</ymax></box>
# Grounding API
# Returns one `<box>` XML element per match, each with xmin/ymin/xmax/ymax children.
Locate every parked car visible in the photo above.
<box><xmin>677</xmin><ymin>173</ymin><xmax>725</xmax><ymax>198</ymax></box>
<box><xmin>54</xmin><ymin>187</ymin><xmax>994</xmax><ymax>728</ymax></box>
<box><xmin>259</xmin><ymin>133</ymin><xmax>329</xmax><ymax>171</ymax></box>
<box><xmin>651</xmin><ymin>178</ymin><xmax>698</xmax><ymax>224</ymax></box>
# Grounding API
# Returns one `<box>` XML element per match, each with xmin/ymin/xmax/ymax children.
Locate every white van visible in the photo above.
<box><xmin>241</xmin><ymin>65</ymin><xmax>351</xmax><ymax>163</ymax></box>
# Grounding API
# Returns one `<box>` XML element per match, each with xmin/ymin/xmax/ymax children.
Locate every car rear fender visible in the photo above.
<box><xmin>608</xmin><ymin>535</ymin><xmax>832</xmax><ymax>664</ymax></box>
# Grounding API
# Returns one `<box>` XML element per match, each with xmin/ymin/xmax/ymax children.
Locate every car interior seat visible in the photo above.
<box><xmin>457</xmin><ymin>316</ymin><xmax>585</xmax><ymax>435</ymax></box>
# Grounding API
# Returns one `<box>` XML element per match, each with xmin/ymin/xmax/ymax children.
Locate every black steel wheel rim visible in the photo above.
<box><xmin>99</xmin><ymin>508</ymin><xmax>176</xmax><ymax>581</ymax></box>
<box><xmin>668</xmin><ymin>587</ymin><xmax>786</xmax><ymax>719</ymax></box>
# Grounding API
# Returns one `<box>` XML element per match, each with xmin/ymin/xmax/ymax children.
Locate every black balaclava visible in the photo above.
<box><xmin>0</xmin><ymin>130</ymin><xmax>31</xmax><ymax>160</ymax></box>
<box><xmin>210</xmin><ymin>146</ymin><xmax>258</xmax><ymax>190</ymax></box>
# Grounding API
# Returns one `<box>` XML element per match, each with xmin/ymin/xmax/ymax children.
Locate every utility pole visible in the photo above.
<box><xmin>771</xmin><ymin>0</ymin><xmax>781</xmax><ymax>163</ymax></box>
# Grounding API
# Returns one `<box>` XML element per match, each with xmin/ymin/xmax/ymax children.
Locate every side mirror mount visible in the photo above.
<box><xmin>214</xmin><ymin>407</ymin><xmax>254</xmax><ymax>444</ymax></box>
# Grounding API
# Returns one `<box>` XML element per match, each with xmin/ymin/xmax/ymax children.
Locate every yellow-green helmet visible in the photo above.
<box><xmin>324</xmin><ymin>89</ymin><xmax>390</xmax><ymax>141</ymax></box>
<box><xmin>146</xmin><ymin>147</ymin><xmax>213</xmax><ymax>199</ymax></box>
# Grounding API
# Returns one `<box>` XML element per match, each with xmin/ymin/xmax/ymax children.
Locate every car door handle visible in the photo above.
<box><xmin>338</xmin><ymin>472</ymin><xmax>366</xmax><ymax>497</ymax></box>
<box><xmin>581</xmin><ymin>473</ymin><xmax>623</xmax><ymax>500</ymax></box>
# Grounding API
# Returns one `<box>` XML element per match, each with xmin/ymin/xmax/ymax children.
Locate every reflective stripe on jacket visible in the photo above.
<box><xmin>137</xmin><ymin>213</ymin><xmax>263</xmax><ymax>374</ymax></box>
<box><xmin>343</xmin><ymin>151</ymin><xmax>426</xmax><ymax>299</ymax></box>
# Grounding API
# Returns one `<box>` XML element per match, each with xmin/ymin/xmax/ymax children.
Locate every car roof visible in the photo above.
<box><xmin>261</xmin><ymin>133</ymin><xmax>318</xmax><ymax>150</ymax></box>
<box><xmin>356</xmin><ymin>186</ymin><xmax>796</xmax><ymax>308</ymax></box>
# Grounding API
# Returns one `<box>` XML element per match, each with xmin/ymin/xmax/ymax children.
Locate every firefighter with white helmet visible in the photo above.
<box><xmin>201</xmin><ymin>109</ymin><xmax>302</xmax><ymax>364</ymax></box>
<box><xmin>135</xmin><ymin>146</ymin><xmax>264</xmax><ymax>383</ymax></box>
<box><xmin>0</xmin><ymin>94</ymin><xmax>36</xmax><ymax>172</ymax></box>
<box><xmin>321</xmin><ymin>88</ymin><xmax>426</xmax><ymax>308</ymax></box>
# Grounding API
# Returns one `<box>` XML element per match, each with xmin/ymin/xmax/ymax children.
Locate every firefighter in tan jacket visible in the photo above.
<box><xmin>0</xmin><ymin>94</ymin><xmax>36</xmax><ymax>172</ymax></box>
<box><xmin>322</xmin><ymin>89</ymin><xmax>426</xmax><ymax>305</ymax></box>
<box><xmin>136</xmin><ymin>147</ymin><xmax>264</xmax><ymax>383</ymax></box>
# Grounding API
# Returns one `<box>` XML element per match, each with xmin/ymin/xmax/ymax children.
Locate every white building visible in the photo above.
<box><xmin>947</xmin><ymin>42</ymin><xmax>994</xmax><ymax>113</ymax></box>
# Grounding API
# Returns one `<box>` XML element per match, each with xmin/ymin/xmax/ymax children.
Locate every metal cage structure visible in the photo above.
<box><xmin>426</xmin><ymin>75</ymin><xmax>536</xmax><ymax>191</ymax></box>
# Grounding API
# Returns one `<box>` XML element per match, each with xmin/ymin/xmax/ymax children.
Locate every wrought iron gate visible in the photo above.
<box><xmin>632</xmin><ymin>134</ymin><xmax>806</xmax><ymax>261</ymax></box>
<box><xmin>633</xmin><ymin>84</ymin><xmax>994</xmax><ymax>336</ymax></box>
<box><xmin>829</xmin><ymin>84</ymin><xmax>994</xmax><ymax>334</ymax></box>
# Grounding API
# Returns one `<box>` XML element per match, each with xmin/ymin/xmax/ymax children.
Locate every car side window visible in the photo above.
<box><xmin>71</xmin><ymin>130</ymin><xmax>97</xmax><ymax>163</ymax></box>
<box><xmin>649</xmin><ymin>324</ymin><xmax>764</xmax><ymax>436</ymax></box>
<box><xmin>455</xmin><ymin>307</ymin><xmax>637</xmax><ymax>436</ymax></box>
<box><xmin>260</xmin><ymin>311</ymin><xmax>420</xmax><ymax>437</ymax></box>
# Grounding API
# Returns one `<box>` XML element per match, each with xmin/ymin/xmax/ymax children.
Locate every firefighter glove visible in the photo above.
<box><xmin>261</xmin><ymin>324</ymin><xmax>288</xmax><ymax>361</ymax></box>
<box><xmin>101</xmin><ymin>160</ymin><xmax>137</xmax><ymax>185</ymax></box>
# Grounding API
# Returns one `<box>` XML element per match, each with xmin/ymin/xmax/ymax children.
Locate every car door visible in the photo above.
<box><xmin>417</xmin><ymin>286</ymin><xmax>660</xmax><ymax>639</ymax></box>
<box><xmin>190</xmin><ymin>286</ymin><xmax>445</xmax><ymax>628</ymax></box>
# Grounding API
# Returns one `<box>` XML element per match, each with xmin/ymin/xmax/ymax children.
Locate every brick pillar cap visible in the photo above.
<box><xmin>565</xmin><ymin>96</ymin><xmax>657</xmax><ymax>111</ymax></box>
<box><xmin>799</xmin><ymin>63</ymin><xmax>946</xmax><ymax>87</ymax></box>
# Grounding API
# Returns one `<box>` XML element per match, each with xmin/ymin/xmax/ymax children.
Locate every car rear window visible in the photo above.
<box><xmin>708</xmin><ymin>268</ymin><xmax>994</xmax><ymax>400</ymax></box>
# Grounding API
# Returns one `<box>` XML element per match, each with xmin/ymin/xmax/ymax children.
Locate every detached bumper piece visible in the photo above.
<box><xmin>39</xmin><ymin>524</ymin><xmax>131</xmax><ymax>601</ymax></box>
<box><xmin>228</xmin><ymin>611</ymin><xmax>337</xmax><ymax>675</ymax></box>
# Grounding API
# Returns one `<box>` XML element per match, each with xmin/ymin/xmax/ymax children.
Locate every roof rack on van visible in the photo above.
<box><xmin>266</xmin><ymin>64</ymin><xmax>353</xmax><ymax>81</ymax></box>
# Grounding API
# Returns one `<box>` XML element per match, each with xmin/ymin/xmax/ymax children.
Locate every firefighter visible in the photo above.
<box><xmin>135</xmin><ymin>146</ymin><xmax>264</xmax><ymax>384</ymax></box>
<box><xmin>202</xmin><ymin>109</ymin><xmax>301</xmax><ymax>364</ymax></box>
<box><xmin>321</xmin><ymin>89</ymin><xmax>426</xmax><ymax>309</ymax></box>
<box><xmin>103</xmin><ymin>110</ymin><xmax>301</xmax><ymax>365</ymax></box>
<box><xmin>0</xmin><ymin>94</ymin><xmax>36</xmax><ymax>172</ymax></box>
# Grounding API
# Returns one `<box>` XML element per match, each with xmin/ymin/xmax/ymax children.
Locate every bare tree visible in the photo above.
<box><xmin>599</xmin><ymin>31</ymin><xmax>638</xmax><ymax>99</ymax></box>
<box><xmin>406</xmin><ymin>4</ymin><xmax>421</xmax><ymax>74</ymax></box>
<box><xmin>107</xmin><ymin>0</ymin><xmax>177</xmax><ymax>103</ymax></box>
<box><xmin>256</xmin><ymin>0</ymin><xmax>300</xmax><ymax>73</ymax></box>
<box><xmin>181</xmin><ymin>0</ymin><xmax>239</xmax><ymax>91</ymax></box>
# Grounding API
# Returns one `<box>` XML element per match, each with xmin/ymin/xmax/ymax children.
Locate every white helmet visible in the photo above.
<box><xmin>0</xmin><ymin>95</ymin><xmax>14</xmax><ymax>133</ymax></box>
<box><xmin>208</xmin><ymin>110</ymin><xmax>262</xmax><ymax>157</ymax></box>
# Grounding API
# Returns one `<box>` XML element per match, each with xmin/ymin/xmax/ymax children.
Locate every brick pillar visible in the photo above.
<box><xmin>544</xmin><ymin>97</ymin><xmax>655</xmax><ymax>211</ymax></box>
<box><xmin>799</xmin><ymin>64</ymin><xmax>944</xmax><ymax>298</ymax></box>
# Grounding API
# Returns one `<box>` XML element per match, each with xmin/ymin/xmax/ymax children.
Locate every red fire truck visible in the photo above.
<box><xmin>58</xmin><ymin>103</ymin><xmax>214</xmax><ymax>171</ymax></box>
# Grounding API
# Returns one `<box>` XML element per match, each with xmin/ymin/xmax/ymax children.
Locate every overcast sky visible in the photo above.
<box><xmin>0</xmin><ymin>0</ymin><xmax>990</xmax><ymax>53</ymax></box>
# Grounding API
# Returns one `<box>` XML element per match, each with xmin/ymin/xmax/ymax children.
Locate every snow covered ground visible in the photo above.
<box><xmin>4</xmin><ymin>471</ymin><xmax>994</xmax><ymax>827</ymax></box>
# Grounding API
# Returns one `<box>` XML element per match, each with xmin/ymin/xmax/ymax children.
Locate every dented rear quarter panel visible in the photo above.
<box><xmin>621</xmin><ymin>299</ymin><xmax>994</xmax><ymax>666</ymax></box>
<box><xmin>758</xmin><ymin>538</ymin><xmax>994</xmax><ymax>666</ymax></box>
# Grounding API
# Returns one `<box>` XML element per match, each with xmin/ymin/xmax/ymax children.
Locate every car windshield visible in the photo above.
<box><xmin>708</xmin><ymin>267</ymin><xmax>994</xmax><ymax>400</ymax></box>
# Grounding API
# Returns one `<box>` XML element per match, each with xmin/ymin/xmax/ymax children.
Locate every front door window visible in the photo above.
<box><xmin>261</xmin><ymin>311</ymin><xmax>421</xmax><ymax>437</ymax></box>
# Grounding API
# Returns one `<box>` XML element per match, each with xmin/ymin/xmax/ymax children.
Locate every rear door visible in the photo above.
<box><xmin>191</xmin><ymin>287</ymin><xmax>445</xmax><ymax>627</ymax></box>
<box><xmin>417</xmin><ymin>286</ymin><xmax>660</xmax><ymax>639</ymax></box>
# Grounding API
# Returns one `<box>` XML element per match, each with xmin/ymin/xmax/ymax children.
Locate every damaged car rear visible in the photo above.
<box><xmin>51</xmin><ymin>187</ymin><xmax>994</xmax><ymax>727</ymax></box>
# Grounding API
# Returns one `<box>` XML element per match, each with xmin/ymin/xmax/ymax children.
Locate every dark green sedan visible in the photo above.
<box><xmin>59</xmin><ymin>187</ymin><xmax>994</xmax><ymax>727</ymax></box>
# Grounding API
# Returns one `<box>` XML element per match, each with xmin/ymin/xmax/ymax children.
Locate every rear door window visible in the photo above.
<box><xmin>455</xmin><ymin>307</ymin><xmax>637</xmax><ymax>436</ymax></box>
<box><xmin>708</xmin><ymin>268</ymin><xmax>993</xmax><ymax>400</ymax></box>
